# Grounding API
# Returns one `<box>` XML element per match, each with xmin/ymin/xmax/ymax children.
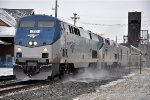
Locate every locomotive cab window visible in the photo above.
<box><xmin>19</xmin><ymin>21</ymin><xmax>35</xmax><ymax>28</ymax></box>
<box><xmin>38</xmin><ymin>21</ymin><xmax>54</xmax><ymax>28</ymax></box>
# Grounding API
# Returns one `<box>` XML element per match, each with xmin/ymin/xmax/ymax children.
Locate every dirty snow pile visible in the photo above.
<box><xmin>0</xmin><ymin>68</ymin><xmax>13</xmax><ymax>76</ymax></box>
<box><xmin>74</xmin><ymin>68</ymin><xmax>150</xmax><ymax>100</ymax></box>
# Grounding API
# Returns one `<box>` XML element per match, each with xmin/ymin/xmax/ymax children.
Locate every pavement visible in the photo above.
<box><xmin>74</xmin><ymin>68</ymin><xmax>150</xmax><ymax>100</ymax></box>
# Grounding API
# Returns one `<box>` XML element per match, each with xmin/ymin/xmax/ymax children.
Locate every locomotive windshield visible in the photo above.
<box><xmin>38</xmin><ymin>21</ymin><xmax>54</xmax><ymax>28</ymax></box>
<box><xmin>19</xmin><ymin>21</ymin><xmax>54</xmax><ymax>28</ymax></box>
<box><xmin>19</xmin><ymin>21</ymin><xmax>35</xmax><ymax>28</ymax></box>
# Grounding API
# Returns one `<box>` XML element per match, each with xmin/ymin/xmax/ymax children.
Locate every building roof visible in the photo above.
<box><xmin>0</xmin><ymin>39</ymin><xmax>11</xmax><ymax>45</ymax></box>
<box><xmin>0</xmin><ymin>8</ymin><xmax>34</xmax><ymax>37</ymax></box>
<box><xmin>0</xmin><ymin>9</ymin><xmax>16</xmax><ymax>27</ymax></box>
<box><xmin>3</xmin><ymin>8</ymin><xmax>34</xmax><ymax>22</ymax></box>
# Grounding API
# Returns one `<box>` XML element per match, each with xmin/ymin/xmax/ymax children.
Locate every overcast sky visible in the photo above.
<box><xmin>0</xmin><ymin>0</ymin><xmax>150</xmax><ymax>43</ymax></box>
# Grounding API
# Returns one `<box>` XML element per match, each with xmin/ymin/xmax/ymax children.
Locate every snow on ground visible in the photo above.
<box><xmin>74</xmin><ymin>68</ymin><xmax>150</xmax><ymax>100</ymax></box>
<box><xmin>0</xmin><ymin>68</ymin><xmax>13</xmax><ymax>76</ymax></box>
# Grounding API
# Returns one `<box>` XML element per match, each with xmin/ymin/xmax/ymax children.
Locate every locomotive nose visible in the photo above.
<box><xmin>23</xmin><ymin>63</ymin><xmax>40</xmax><ymax>76</ymax></box>
<box><xmin>15</xmin><ymin>45</ymin><xmax>52</xmax><ymax>59</ymax></box>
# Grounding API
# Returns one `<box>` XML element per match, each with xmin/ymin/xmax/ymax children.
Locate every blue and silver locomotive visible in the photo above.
<box><xmin>14</xmin><ymin>15</ymin><xmax>142</xmax><ymax>80</ymax></box>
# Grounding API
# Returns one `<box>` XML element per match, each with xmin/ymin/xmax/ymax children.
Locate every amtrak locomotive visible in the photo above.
<box><xmin>14</xmin><ymin>15</ymin><xmax>142</xmax><ymax>80</ymax></box>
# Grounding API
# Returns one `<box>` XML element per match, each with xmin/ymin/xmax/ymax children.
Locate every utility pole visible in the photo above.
<box><xmin>71</xmin><ymin>13</ymin><xmax>80</xmax><ymax>26</ymax></box>
<box><xmin>116</xmin><ymin>35</ymin><xmax>118</xmax><ymax>43</ymax></box>
<box><xmin>53</xmin><ymin>0</ymin><xmax>58</xmax><ymax>18</ymax></box>
<box><xmin>140</xmin><ymin>51</ymin><xmax>142</xmax><ymax>74</ymax></box>
<box><xmin>55</xmin><ymin>0</ymin><xmax>58</xmax><ymax>18</ymax></box>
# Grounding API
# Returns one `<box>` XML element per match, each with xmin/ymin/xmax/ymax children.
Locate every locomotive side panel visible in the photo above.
<box><xmin>118</xmin><ymin>45</ymin><xmax>130</xmax><ymax>67</ymax></box>
<box><xmin>63</xmin><ymin>23</ymin><xmax>100</xmax><ymax>68</ymax></box>
<box><xmin>130</xmin><ymin>45</ymin><xmax>141</xmax><ymax>67</ymax></box>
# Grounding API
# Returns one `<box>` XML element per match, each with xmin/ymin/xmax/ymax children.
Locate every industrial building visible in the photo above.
<box><xmin>0</xmin><ymin>8</ymin><xmax>34</xmax><ymax>67</ymax></box>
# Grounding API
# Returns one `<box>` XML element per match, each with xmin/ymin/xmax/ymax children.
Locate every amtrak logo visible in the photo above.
<box><xmin>27</xmin><ymin>34</ymin><xmax>39</xmax><ymax>38</ymax></box>
<box><xmin>68</xmin><ymin>41</ymin><xmax>75</xmax><ymax>53</ymax></box>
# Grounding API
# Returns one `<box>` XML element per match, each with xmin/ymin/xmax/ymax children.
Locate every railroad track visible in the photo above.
<box><xmin>0</xmin><ymin>80</ymin><xmax>51</xmax><ymax>96</ymax></box>
<box><xmin>0</xmin><ymin>75</ymin><xmax>16</xmax><ymax>82</ymax></box>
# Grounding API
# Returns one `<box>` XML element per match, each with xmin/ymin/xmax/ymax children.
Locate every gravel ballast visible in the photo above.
<box><xmin>0</xmin><ymin>68</ymin><xmax>122</xmax><ymax>100</ymax></box>
<box><xmin>74</xmin><ymin>68</ymin><xmax>150</xmax><ymax>100</ymax></box>
<box><xmin>1</xmin><ymin>79</ymin><xmax>118</xmax><ymax>100</ymax></box>
<box><xmin>1</xmin><ymin>68</ymin><xmax>148</xmax><ymax>100</ymax></box>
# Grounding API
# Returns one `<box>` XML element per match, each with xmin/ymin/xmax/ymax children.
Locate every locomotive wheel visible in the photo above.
<box><xmin>48</xmin><ymin>76</ymin><xmax>54</xmax><ymax>81</ymax></box>
<box><xmin>58</xmin><ymin>74</ymin><xmax>62</xmax><ymax>79</ymax></box>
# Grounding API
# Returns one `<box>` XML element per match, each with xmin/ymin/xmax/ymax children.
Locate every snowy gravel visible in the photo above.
<box><xmin>0</xmin><ymin>67</ymin><xmax>130</xmax><ymax>100</ymax></box>
<box><xmin>0</xmin><ymin>68</ymin><xmax>13</xmax><ymax>76</ymax></box>
<box><xmin>74</xmin><ymin>68</ymin><xmax>150</xmax><ymax>100</ymax></box>
<box><xmin>1</xmin><ymin>78</ymin><xmax>119</xmax><ymax>100</ymax></box>
<box><xmin>1</xmin><ymin>67</ymin><xmax>148</xmax><ymax>100</ymax></box>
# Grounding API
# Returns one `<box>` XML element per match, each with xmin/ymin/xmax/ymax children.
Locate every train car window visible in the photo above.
<box><xmin>121</xmin><ymin>49</ymin><xmax>122</xmax><ymax>60</ymax></box>
<box><xmin>69</xmin><ymin>26</ymin><xmax>72</xmax><ymax>33</ymax></box>
<box><xmin>92</xmin><ymin>50</ymin><xmax>97</xmax><ymax>58</ymax></box>
<box><xmin>105</xmin><ymin>39</ymin><xmax>110</xmax><ymax>45</ymax></box>
<box><xmin>74</xmin><ymin>28</ymin><xmax>80</xmax><ymax>36</ymax></box>
<box><xmin>77</xmin><ymin>29</ymin><xmax>80</xmax><ymax>36</ymax></box>
<box><xmin>38</xmin><ymin>21</ymin><xmax>54</xmax><ymax>28</ymax></box>
<box><xmin>103</xmin><ymin>54</ymin><xmax>105</xmax><ymax>59</ymax></box>
<box><xmin>89</xmin><ymin>33</ymin><xmax>92</xmax><ymax>39</ymax></box>
<box><xmin>105</xmin><ymin>49</ymin><xmax>108</xmax><ymax>55</ymax></box>
<box><xmin>71</xmin><ymin>26</ymin><xmax>74</xmax><ymax>34</ymax></box>
<box><xmin>19</xmin><ymin>21</ymin><xmax>35</xmax><ymax>28</ymax></box>
<box><xmin>62</xmin><ymin>49</ymin><xmax>65</xmax><ymax>57</ymax></box>
<box><xmin>74</xmin><ymin>27</ymin><xmax>77</xmax><ymax>35</ymax></box>
<box><xmin>114</xmin><ymin>54</ymin><xmax>117</xmax><ymax>60</ymax></box>
<box><xmin>114</xmin><ymin>43</ymin><xmax>116</xmax><ymax>47</ymax></box>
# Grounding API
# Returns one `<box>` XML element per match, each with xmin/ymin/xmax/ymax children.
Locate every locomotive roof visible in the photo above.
<box><xmin>18</xmin><ymin>15</ymin><xmax>119</xmax><ymax>44</ymax></box>
<box><xmin>19</xmin><ymin>15</ymin><xmax>58</xmax><ymax>21</ymax></box>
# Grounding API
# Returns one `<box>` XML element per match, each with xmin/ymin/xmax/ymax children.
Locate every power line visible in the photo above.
<box><xmin>59</xmin><ymin>16</ymin><xmax>150</xmax><ymax>26</ymax></box>
<box><xmin>79</xmin><ymin>22</ymin><xmax>127</xmax><ymax>26</ymax></box>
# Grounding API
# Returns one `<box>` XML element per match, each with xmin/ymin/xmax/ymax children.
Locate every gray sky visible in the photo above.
<box><xmin>0</xmin><ymin>0</ymin><xmax>150</xmax><ymax>43</ymax></box>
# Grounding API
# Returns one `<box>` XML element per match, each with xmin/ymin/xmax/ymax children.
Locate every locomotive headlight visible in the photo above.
<box><xmin>17</xmin><ymin>47</ymin><xmax>22</xmax><ymax>52</ymax></box>
<box><xmin>33</xmin><ymin>41</ymin><xmax>37</xmax><ymax>45</ymax></box>
<box><xmin>43</xmin><ymin>48</ymin><xmax>48</xmax><ymax>52</ymax></box>
<box><xmin>29</xmin><ymin>41</ymin><xmax>32</xmax><ymax>45</ymax></box>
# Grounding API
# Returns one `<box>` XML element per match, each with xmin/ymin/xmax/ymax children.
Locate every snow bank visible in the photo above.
<box><xmin>0</xmin><ymin>26</ymin><xmax>15</xmax><ymax>37</ymax></box>
<box><xmin>0</xmin><ymin>68</ymin><xmax>13</xmax><ymax>76</ymax></box>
